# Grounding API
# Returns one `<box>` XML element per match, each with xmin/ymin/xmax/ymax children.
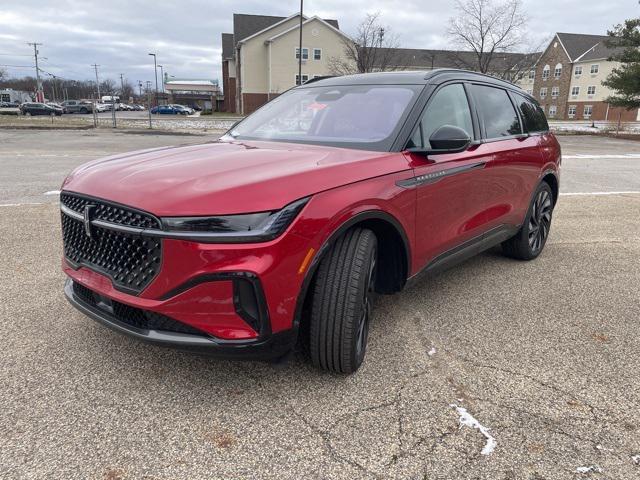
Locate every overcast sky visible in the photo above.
<box><xmin>1</xmin><ymin>0</ymin><xmax>637</xmax><ymax>89</ymax></box>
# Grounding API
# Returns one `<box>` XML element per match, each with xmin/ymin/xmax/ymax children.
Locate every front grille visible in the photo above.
<box><xmin>61</xmin><ymin>192</ymin><xmax>162</xmax><ymax>294</ymax></box>
<box><xmin>73</xmin><ymin>281</ymin><xmax>207</xmax><ymax>336</ymax></box>
<box><xmin>61</xmin><ymin>192</ymin><xmax>161</xmax><ymax>229</ymax></box>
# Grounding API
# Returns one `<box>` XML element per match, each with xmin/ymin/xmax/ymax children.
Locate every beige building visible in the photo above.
<box><xmin>221</xmin><ymin>13</ymin><xmax>351</xmax><ymax>114</ymax></box>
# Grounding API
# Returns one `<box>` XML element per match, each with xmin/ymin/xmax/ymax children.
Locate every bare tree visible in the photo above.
<box><xmin>448</xmin><ymin>0</ymin><xmax>529</xmax><ymax>75</ymax></box>
<box><xmin>329</xmin><ymin>13</ymin><xmax>403</xmax><ymax>75</ymax></box>
<box><xmin>0</xmin><ymin>68</ymin><xmax>6</xmax><ymax>82</ymax></box>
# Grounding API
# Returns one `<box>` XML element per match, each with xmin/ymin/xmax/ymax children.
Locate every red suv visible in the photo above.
<box><xmin>61</xmin><ymin>70</ymin><xmax>560</xmax><ymax>373</ymax></box>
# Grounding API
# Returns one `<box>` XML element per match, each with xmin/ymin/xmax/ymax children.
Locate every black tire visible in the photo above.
<box><xmin>502</xmin><ymin>182</ymin><xmax>554</xmax><ymax>260</ymax></box>
<box><xmin>309</xmin><ymin>228</ymin><xmax>377</xmax><ymax>373</ymax></box>
<box><xmin>80</xmin><ymin>108</ymin><xmax>88</xmax><ymax>114</ymax></box>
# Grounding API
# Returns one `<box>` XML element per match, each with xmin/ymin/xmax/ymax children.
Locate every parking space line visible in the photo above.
<box><xmin>560</xmin><ymin>191</ymin><xmax>640</xmax><ymax>196</ymax></box>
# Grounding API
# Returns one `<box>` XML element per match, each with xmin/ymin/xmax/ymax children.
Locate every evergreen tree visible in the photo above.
<box><xmin>603</xmin><ymin>18</ymin><xmax>640</xmax><ymax>109</ymax></box>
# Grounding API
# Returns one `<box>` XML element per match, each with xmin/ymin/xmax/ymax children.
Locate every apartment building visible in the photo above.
<box><xmin>221</xmin><ymin>13</ymin><xmax>350</xmax><ymax>114</ymax></box>
<box><xmin>531</xmin><ymin>32</ymin><xmax>639</xmax><ymax>121</ymax></box>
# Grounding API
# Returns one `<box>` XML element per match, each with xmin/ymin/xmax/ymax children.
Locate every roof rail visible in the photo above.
<box><xmin>303</xmin><ymin>75</ymin><xmax>334</xmax><ymax>85</ymax></box>
<box><xmin>424</xmin><ymin>68</ymin><xmax>521</xmax><ymax>89</ymax></box>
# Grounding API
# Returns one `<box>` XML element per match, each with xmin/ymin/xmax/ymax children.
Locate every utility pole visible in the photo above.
<box><xmin>28</xmin><ymin>42</ymin><xmax>43</xmax><ymax>102</ymax></box>
<box><xmin>119</xmin><ymin>73</ymin><xmax>125</xmax><ymax>99</ymax></box>
<box><xmin>158</xmin><ymin>65</ymin><xmax>164</xmax><ymax>93</ymax></box>
<box><xmin>92</xmin><ymin>64</ymin><xmax>101</xmax><ymax>100</ymax></box>
<box><xmin>148</xmin><ymin>53</ymin><xmax>158</xmax><ymax>107</ymax></box>
<box><xmin>298</xmin><ymin>0</ymin><xmax>303</xmax><ymax>85</ymax></box>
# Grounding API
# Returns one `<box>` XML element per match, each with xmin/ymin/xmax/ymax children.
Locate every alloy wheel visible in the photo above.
<box><xmin>355</xmin><ymin>247</ymin><xmax>377</xmax><ymax>360</ymax></box>
<box><xmin>528</xmin><ymin>189</ymin><xmax>552</xmax><ymax>253</ymax></box>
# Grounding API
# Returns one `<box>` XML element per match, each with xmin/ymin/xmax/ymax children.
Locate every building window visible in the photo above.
<box><xmin>295</xmin><ymin>74</ymin><xmax>309</xmax><ymax>85</ymax></box>
<box><xmin>542</xmin><ymin>65</ymin><xmax>550</xmax><ymax>80</ymax></box>
<box><xmin>584</xmin><ymin>105</ymin><xmax>593</xmax><ymax>118</ymax></box>
<box><xmin>574</xmin><ymin>66</ymin><xmax>583</xmax><ymax>76</ymax></box>
<box><xmin>554</xmin><ymin>63</ymin><xmax>562</xmax><ymax>78</ymax></box>
<box><xmin>587</xmin><ymin>85</ymin><xmax>596</xmax><ymax>96</ymax></box>
<box><xmin>568</xmin><ymin>105</ymin><xmax>577</xmax><ymax>118</ymax></box>
<box><xmin>313</xmin><ymin>48</ymin><xmax>322</xmax><ymax>60</ymax></box>
<box><xmin>551</xmin><ymin>86</ymin><xmax>559</xmax><ymax>98</ymax></box>
<box><xmin>548</xmin><ymin>105</ymin><xmax>557</xmax><ymax>117</ymax></box>
<box><xmin>571</xmin><ymin>86</ymin><xmax>580</xmax><ymax>97</ymax></box>
<box><xmin>540</xmin><ymin>87</ymin><xmax>547</xmax><ymax>99</ymax></box>
<box><xmin>529</xmin><ymin>69</ymin><xmax>535</xmax><ymax>80</ymax></box>
<box><xmin>295</xmin><ymin>47</ymin><xmax>309</xmax><ymax>60</ymax></box>
<box><xmin>590</xmin><ymin>64</ymin><xmax>599</xmax><ymax>74</ymax></box>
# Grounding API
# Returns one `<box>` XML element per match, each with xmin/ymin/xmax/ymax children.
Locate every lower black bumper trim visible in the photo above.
<box><xmin>64</xmin><ymin>279</ymin><xmax>295</xmax><ymax>360</ymax></box>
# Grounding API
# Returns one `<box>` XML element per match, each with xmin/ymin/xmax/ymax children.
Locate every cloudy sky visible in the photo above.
<box><xmin>1</xmin><ymin>0</ymin><xmax>637</xmax><ymax>88</ymax></box>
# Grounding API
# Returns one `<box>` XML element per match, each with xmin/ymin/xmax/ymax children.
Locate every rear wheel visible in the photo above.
<box><xmin>502</xmin><ymin>182</ymin><xmax>554</xmax><ymax>260</ymax></box>
<box><xmin>309</xmin><ymin>228</ymin><xmax>377</xmax><ymax>374</ymax></box>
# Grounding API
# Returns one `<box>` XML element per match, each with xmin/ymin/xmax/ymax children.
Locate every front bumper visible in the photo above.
<box><xmin>64</xmin><ymin>278</ymin><xmax>296</xmax><ymax>360</ymax></box>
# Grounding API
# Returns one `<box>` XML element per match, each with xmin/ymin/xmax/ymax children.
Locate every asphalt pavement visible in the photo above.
<box><xmin>0</xmin><ymin>131</ymin><xmax>639</xmax><ymax>479</ymax></box>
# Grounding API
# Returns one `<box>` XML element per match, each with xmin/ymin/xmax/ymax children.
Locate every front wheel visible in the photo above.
<box><xmin>309</xmin><ymin>228</ymin><xmax>377</xmax><ymax>374</ymax></box>
<box><xmin>502</xmin><ymin>182</ymin><xmax>554</xmax><ymax>260</ymax></box>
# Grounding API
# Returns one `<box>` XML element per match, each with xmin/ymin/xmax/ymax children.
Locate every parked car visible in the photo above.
<box><xmin>94</xmin><ymin>103</ymin><xmax>110</xmax><ymax>113</ymax></box>
<box><xmin>20</xmin><ymin>102</ymin><xmax>63</xmax><ymax>116</ymax></box>
<box><xmin>61</xmin><ymin>100</ymin><xmax>93</xmax><ymax>114</ymax></box>
<box><xmin>118</xmin><ymin>103</ymin><xmax>134</xmax><ymax>111</ymax></box>
<box><xmin>60</xmin><ymin>70</ymin><xmax>560</xmax><ymax>373</ymax></box>
<box><xmin>171</xmin><ymin>104</ymin><xmax>194</xmax><ymax>115</ymax></box>
<box><xmin>150</xmin><ymin>105</ymin><xmax>188</xmax><ymax>115</ymax></box>
<box><xmin>131</xmin><ymin>104</ymin><xmax>145</xmax><ymax>111</ymax></box>
<box><xmin>0</xmin><ymin>101</ymin><xmax>20</xmax><ymax>108</ymax></box>
<box><xmin>186</xmin><ymin>103</ymin><xmax>202</xmax><ymax>111</ymax></box>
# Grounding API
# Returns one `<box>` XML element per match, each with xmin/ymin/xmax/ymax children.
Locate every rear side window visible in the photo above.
<box><xmin>470</xmin><ymin>84</ymin><xmax>521</xmax><ymax>138</ymax></box>
<box><xmin>512</xmin><ymin>93</ymin><xmax>549</xmax><ymax>133</ymax></box>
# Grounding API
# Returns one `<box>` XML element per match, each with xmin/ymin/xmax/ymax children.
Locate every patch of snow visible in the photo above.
<box><xmin>428</xmin><ymin>347</ymin><xmax>436</xmax><ymax>356</ymax></box>
<box><xmin>450</xmin><ymin>404</ymin><xmax>496</xmax><ymax>455</ymax></box>
<box><xmin>575</xmin><ymin>465</ymin><xmax>602</xmax><ymax>474</ymax></box>
<box><xmin>632</xmin><ymin>454</ymin><xmax>640</xmax><ymax>465</ymax></box>
<box><xmin>44</xmin><ymin>190</ymin><xmax>60</xmax><ymax>196</ymax></box>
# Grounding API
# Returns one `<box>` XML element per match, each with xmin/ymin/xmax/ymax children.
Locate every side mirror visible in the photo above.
<box><xmin>407</xmin><ymin>125</ymin><xmax>472</xmax><ymax>156</ymax></box>
<box><xmin>428</xmin><ymin>125</ymin><xmax>471</xmax><ymax>152</ymax></box>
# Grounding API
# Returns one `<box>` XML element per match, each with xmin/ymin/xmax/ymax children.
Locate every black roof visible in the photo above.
<box><xmin>556</xmin><ymin>32</ymin><xmax>610</xmax><ymax>61</ymax></box>
<box><xmin>233</xmin><ymin>14</ymin><xmax>339</xmax><ymax>44</ymax></box>
<box><xmin>300</xmin><ymin>69</ymin><xmax>525</xmax><ymax>91</ymax></box>
<box><xmin>367</xmin><ymin>47</ymin><xmax>538</xmax><ymax>72</ymax></box>
<box><xmin>222</xmin><ymin>14</ymin><xmax>340</xmax><ymax>60</ymax></box>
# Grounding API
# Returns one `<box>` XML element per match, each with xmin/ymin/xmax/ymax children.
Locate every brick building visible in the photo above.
<box><xmin>531</xmin><ymin>33</ymin><xmax>639</xmax><ymax>121</ymax></box>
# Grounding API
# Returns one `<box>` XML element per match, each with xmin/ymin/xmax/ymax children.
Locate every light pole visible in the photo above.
<box><xmin>148</xmin><ymin>53</ymin><xmax>158</xmax><ymax>107</ymax></box>
<box><xmin>298</xmin><ymin>0</ymin><xmax>303</xmax><ymax>85</ymax></box>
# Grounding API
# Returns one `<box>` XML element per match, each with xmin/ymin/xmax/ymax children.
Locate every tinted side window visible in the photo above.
<box><xmin>471</xmin><ymin>85</ymin><xmax>521</xmax><ymax>138</ymax></box>
<box><xmin>409</xmin><ymin>83</ymin><xmax>473</xmax><ymax>148</ymax></box>
<box><xmin>513</xmin><ymin>93</ymin><xmax>549</xmax><ymax>133</ymax></box>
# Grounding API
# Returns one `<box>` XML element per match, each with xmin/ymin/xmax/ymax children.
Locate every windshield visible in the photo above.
<box><xmin>225</xmin><ymin>84</ymin><xmax>423</xmax><ymax>151</ymax></box>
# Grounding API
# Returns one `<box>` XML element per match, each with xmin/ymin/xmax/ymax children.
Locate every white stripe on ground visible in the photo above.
<box><xmin>560</xmin><ymin>191</ymin><xmax>640</xmax><ymax>196</ymax></box>
<box><xmin>44</xmin><ymin>190</ymin><xmax>61</xmax><ymax>196</ymax></box>
<box><xmin>0</xmin><ymin>202</ymin><xmax>49</xmax><ymax>207</ymax></box>
<box><xmin>564</xmin><ymin>154</ymin><xmax>640</xmax><ymax>159</ymax></box>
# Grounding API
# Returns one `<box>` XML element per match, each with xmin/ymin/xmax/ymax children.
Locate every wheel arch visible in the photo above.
<box><xmin>540</xmin><ymin>169</ymin><xmax>559</xmax><ymax>205</ymax></box>
<box><xmin>292</xmin><ymin>210</ymin><xmax>411</xmax><ymax>340</ymax></box>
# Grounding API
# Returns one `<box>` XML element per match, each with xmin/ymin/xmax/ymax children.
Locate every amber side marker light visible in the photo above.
<box><xmin>298</xmin><ymin>248</ymin><xmax>316</xmax><ymax>274</ymax></box>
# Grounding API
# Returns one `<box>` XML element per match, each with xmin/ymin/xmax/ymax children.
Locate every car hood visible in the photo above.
<box><xmin>62</xmin><ymin>140</ymin><xmax>410</xmax><ymax>216</ymax></box>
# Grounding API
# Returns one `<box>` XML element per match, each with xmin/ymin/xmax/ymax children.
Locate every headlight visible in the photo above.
<box><xmin>160</xmin><ymin>197</ymin><xmax>309</xmax><ymax>243</ymax></box>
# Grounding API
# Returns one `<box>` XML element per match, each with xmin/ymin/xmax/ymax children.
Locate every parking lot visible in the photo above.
<box><xmin>1</xmin><ymin>131</ymin><xmax>639</xmax><ymax>479</ymax></box>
